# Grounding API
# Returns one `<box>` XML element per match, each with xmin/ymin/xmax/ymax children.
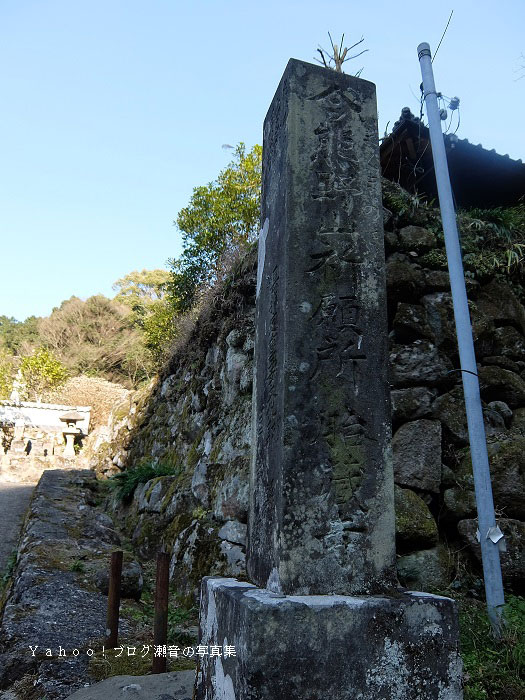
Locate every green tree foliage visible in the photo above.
<box><xmin>459</xmin><ymin>204</ymin><xmax>525</xmax><ymax>276</ymax></box>
<box><xmin>0</xmin><ymin>315</ymin><xmax>40</xmax><ymax>355</ymax></box>
<box><xmin>0</xmin><ymin>351</ymin><xmax>15</xmax><ymax>399</ymax></box>
<box><xmin>20</xmin><ymin>347</ymin><xmax>68</xmax><ymax>401</ymax></box>
<box><xmin>112</xmin><ymin>269</ymin><xmax>176</xmax><ymax>365</ymax></box>
<box><xmin>168</xmin><ymin>142</ymin><xmax>262</xmax><ymax>311</ymax></box>
<box><xmin>112</xmin><ymin>269</ymin><xmax>170</xmax><ymax>309</ymax></box>
<box><xmin>140</xmin><ymin>301</ymin><xmax>177</xmax><ymax>364</ymax></box>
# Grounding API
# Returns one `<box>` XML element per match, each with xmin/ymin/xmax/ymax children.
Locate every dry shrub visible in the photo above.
<box><xmin>44</xmin><ymin>375</ymin><xmax>130</xmax><ymax>428</ymax></box>
<box><xmin>160</xmin><ymin>243</ymin><xmax>256</xmax><ymax>380</ymax></box>
<box><xmin>37</xmin><ymin>295</ymin><xmax>152</xmax><ymax>387</ymax></box>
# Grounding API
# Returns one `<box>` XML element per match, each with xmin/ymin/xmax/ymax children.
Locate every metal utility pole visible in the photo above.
<box><xmin>417</xmin><ymin>42</ymin><xmax>505</xmax><ymax>636</ymax></box>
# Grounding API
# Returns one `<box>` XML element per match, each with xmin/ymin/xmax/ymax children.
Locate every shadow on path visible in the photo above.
<box><xmin>0</xmin><ymin>482</ymin><xmax>34</xmax><ymax>573</ymax></box>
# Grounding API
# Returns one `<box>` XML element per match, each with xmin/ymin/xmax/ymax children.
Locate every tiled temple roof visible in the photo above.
<box><xmin>380</xmin><ymin>108</ymin><xmax>525</xmax><ymax>207</ymax></box>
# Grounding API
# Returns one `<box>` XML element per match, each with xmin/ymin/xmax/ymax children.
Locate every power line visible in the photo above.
<box><xmin>432</xmin><ymin>10</ymin><xmax>454</xmax><ymax>63</ymax></box>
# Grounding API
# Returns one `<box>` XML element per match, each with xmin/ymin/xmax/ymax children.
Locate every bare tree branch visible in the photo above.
<box><xmin>315</xmin><ymin>32</ymin><xmax>368</xmax><ymax>74</ymax></box>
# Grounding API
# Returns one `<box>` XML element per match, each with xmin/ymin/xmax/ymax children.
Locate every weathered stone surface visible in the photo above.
<box><xmin>445</xmin><ymin>436</ymin><xmax>525</xmax><ymax>521</ymax></box>
<box><xmin>478</xmin><ymin>365</ymin><xmax>525</xmax><ymax>408</ymax></box>
<box><xmin>423</xmin><ymin>269</ymin><xmax>451</xmax><ymax>292</ymax></box>
<box><xmin>492</xmin><ymin>325</ymin><xmax>525</xmax><ymax>359</ymax></box>
<box><xmin>487</xmin><ymin>400</ymin><xmax>513</xmax><ymax>427</ymax></box>
<box><xmin>398</xmin><ymin>225</ymin><xmax>436</xmax><ymax>252</ymax></box>
<box><xmin>421</xmin><ymin>293</ymin><xmax>493</xmax><ymax>355</ymax></box>
<box><xmin>482</xmin><ymin>403</ymin><xmax>507</xmax><ymax>436</ymax></box>
<box><xmin>63</xmin><ymin>671</ymin><xmax>195</xmax><ymax>700</ymax></box>
<box><xmin>441</xmin><ymin>464</ymin><xmax>457</xmax><ymax>488</ymax></box>
<box><xmin>0</xmin><ymin>470</ymin><xmax>141</xmax><ymax>698</ymax></box>
<box><xmin>217</xmin><ymin>520</ymin><xmax>246</xmax><ymax>546</ymax></box>
<box><xmin>441</xmin><ymin>453</ymin><xmax>480</xmax><ymax>523</ymax></box>
<box><xmin>443</xmin><ymin>486</ymin><xmax>477</xmax><ymax>521</ymax></box>
<box><xmin>486</xmin><ymin>437</ymin><xmax>525</xmax><ymax>519</ymax></box>
<box><xmin>221</xmin><ymin>340</ymin><xmax>250</xmax><ymax>406</ymax></box>
<box><xmin>136</xmin><ymin>476</ymin><xmax>178</xmax><ymax>514</ymax></box>
<box><xmin>397</xmin><ymin>546</ymin><xmax>452</xmax><ymax>591</ymax></box>
<box><xmin>392</xmin><ymin>303</ymin><xmax>431</xmax><ymax>342</ymax></box>
<box><xmin>384</xmin><ymin>229</ymin><xmax>399</xmax><ymax>252</ymax></box>
<box><xmin>383</xmin><ymin>206</ymin><xmax>393</xmax><ymax>228</ymax></box>
<box><xmin>421</xmin><ymin>269</ymin><xmax>480</xmax><ymax>298</ymax></box>
<box><xmin>394</xmin><ymin>485</ymin><xmax>438</xmax><ymax>551</ymax></box>
<box><xmin>512</xmin><ymin>406</ymin><xmax>525</xmax><ymax>432</ymax></box>
<box><xmin>81</xmin><ymin>511</ymin><xmax>121</xmax><ymax>545</ymax></box>
<box><xmin>458</xmin><ymin>518</ymin><xmax>525</xmax><ymax>593</ymax></box>
<box><xmin>389</xmin><ymin>340</ymin><xmax>453</xmax><ymax>388</ymax></box>
<box><xmin>476</xmin><ymin>280</ymin><xmax>525</xmax><ymax>334</ymax></box>
<box><xmin>386</xmin><ymin>254</ymin><xmax>425</xmax><ymax>300</ymax></box>
<box><xmin>163</xmin><ymin>490</ymin><xmax>197</xmax><ymax>526</ymax></box>
<box><xmin>391</xmin><ymin>386</ymin><xmax>436</xmax><ymax>425</ymax></box>
<box><xmin>432</xmin><ymin>387</ymin><xmax>469</xmax><ymax>445</ymax></box>
<box><xmin>482</xmin><ymin>354</ymin><xmax>522</xmax><ymax>373</ymax></box>
<box><xmin>94</xmin><ymin>559</ymin><xmax>143</xmax><ymax>600</ymax></box>
<box><xmin>168</xmin><ymin>515</ymin><xmax>238</xmax><ymax>599</ymax></box>
<box><xmin>219</xmin><ymin>541</ymin><xmax>245</xmax><ymax>576</ymax></box>
<box><xmin>212</xmin><ymin>459</ymin><xmax>249</xmax><ymax>523</ymax></box>
<box><xmin>196</xmin><ymin>578</ymin><xmax>462</xmax><ymax>700</ymax></box>
<box><xmin>249</xmin><ymin>59</ymin><xmax>395</xmax><ymax>595</ymax></box>
<box><xmin>392</xmin><ymin>420</ymin><xmax>442</xmax><ymax>493</ymax></box>
<box><xmin>191</xmin><ymin>460</ymin><xmax>209</xmax><ymax>506</ymax></box>
<box><xmin>0</xmin><ymin>482</ymin><xmax>33</xmax><ymax>576</ymax></box>
<box><xmin>217</xmin><ymin>520</ymin><xmax>247</xmax><ymax>575</ymax></box>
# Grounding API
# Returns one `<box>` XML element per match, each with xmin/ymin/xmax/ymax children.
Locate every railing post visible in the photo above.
<box><xmin>152</xmin><ymin>551</ymin><xmax>170</xmax><ymax>673</ymax></box>
<box><xmin>105</xmin><ymin>550</ymin><xmax>123</xmax><ymax>648</ymax></box>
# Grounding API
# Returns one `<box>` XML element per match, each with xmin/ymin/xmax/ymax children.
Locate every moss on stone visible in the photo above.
<box><xmin>96</xmin><ymin>441</ymin><xmax>111</xmax><ymax>456</ymax></box>
<box><xmin>419</xmin><ymin>249</ymin><xmax>448</xmax><ymax>270</ymax></box>
<box><xmin>88</xmin><ymin>647</ymin><xmax>196</xmax><ymax>681</ymax></box>
<box><xmin>205</xmin><ymin>462</ymin><xmax>228</xmax><ymax>505</ymax></box>
<box><xmin>131</xmin><ymin>514</ymin><xmax>164</xmax><ymax>557</ymax></box>
<box><xmin>457</xmin><ymin>436</ymin><xmax>525</xmax><ymax>519</ymax></box>
<box><xmin>155</xmin><ymin>401</ymin><xmax>169</xmax><ymax>420</ymax></box>
<box><xmin>208</xmin><ymin>432</ymin><xmax>226</xmax><ymax>463</ymax></box>
<box><xmin>112</xmin><ymin>400</ymin><xmax>132</xmax><ymax>424</ymax></box>
<box><xmin>163</xmin><ymin>448</ymin><xmax>184</xmax><ymax>470</ymax></box>
<box><xmin>143</xmin><ymin>476</ymin><xmax>162</xmax><ymax>501</ymax></box>
<box><xmin>185</xmin><ymin>430</ymin><xmax>206</xmax><ymax>471</ymax></box>
<box><xmin>160</xmin><ymin>479</ymin><xmax>181</xmax><ymax>514</ymax></box>
<box><xmin>8</xmin><ymin>673</ymin><xmax>43</xmax><ymax>700</ymax></box>
<box><xmin>394</xmin><ymin>485</ymin><xmax>439</xmax><ymax>552</ymax></box>
<box><xmin>186</xmin><ymin>526</ymin><xmax>223</xmax><ymax>589</ymax></box>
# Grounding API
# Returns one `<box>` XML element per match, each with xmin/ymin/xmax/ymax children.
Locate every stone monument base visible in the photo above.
<box><xmin>196</xmin><ymin>577</ymin><xmax>463</xmax><ymax>700</ymax></box>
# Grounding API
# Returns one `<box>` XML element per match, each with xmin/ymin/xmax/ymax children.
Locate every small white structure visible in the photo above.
<box><xmin>0</xmin><ymin>401</ymin><xmax>90</xmax><ymax>435</ymax></box>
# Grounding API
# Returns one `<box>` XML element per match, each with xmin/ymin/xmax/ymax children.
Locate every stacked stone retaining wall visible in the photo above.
<box><xmin>85</xmin><ymin>183</ymin><xmax>525</xmax><ymax>601</ymax></box>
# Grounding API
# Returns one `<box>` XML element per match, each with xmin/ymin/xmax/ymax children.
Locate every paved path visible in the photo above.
<box><xmin>0</xmin><ymin>481</ymin><xmax>34</xmax><ymax>574</ymax></box>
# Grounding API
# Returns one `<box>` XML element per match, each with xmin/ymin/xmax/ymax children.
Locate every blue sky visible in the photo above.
<box><xmin>1</xmin><ymin>0</ymin><xmax>524</xmax><ymax>320</ymax></box>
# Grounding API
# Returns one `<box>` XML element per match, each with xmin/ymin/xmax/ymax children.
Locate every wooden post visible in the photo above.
<box><xmin>152</xmin><ymin>551</ymin><xmax>170</xmax><ymax>673</ymax></box>
<box><xmin>105</xmin><ymin>550</ymin><xmax>123</xmax><ymax>648</ymax></box>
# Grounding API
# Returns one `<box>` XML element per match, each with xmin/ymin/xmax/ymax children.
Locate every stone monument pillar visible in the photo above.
<box><xmin>196</xmin><ymin>59</ymin><xmax>462</xmax><ymax>700</ymax></box>
<box><xmin>248</xmin><ymin>52</ymin><xmax>395</xmax><ymax>597</ymax></box>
